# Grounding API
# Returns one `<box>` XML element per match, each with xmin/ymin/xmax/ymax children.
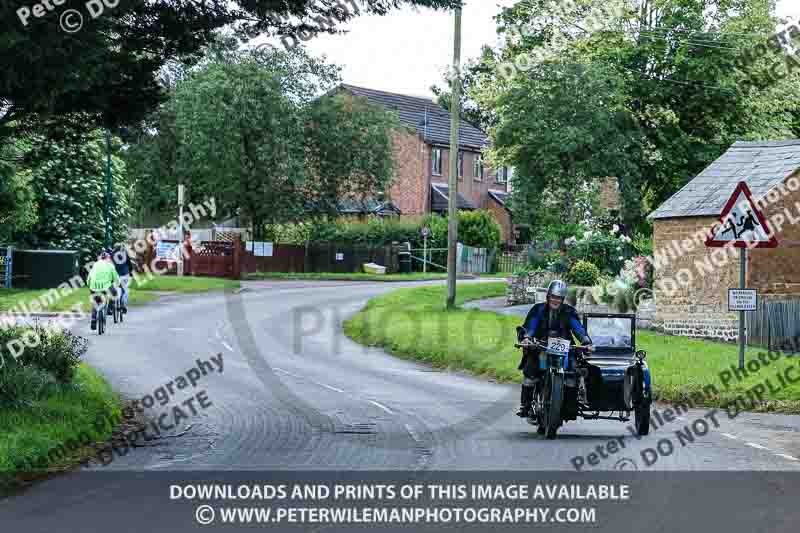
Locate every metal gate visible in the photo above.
<box><xmin>457</xmin><ymin>244</ymin><xmax>491</xmax><ymax>274</ymax></box>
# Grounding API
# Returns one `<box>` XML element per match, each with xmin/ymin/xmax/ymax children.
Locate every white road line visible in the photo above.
<box><xmin>274</xmin><ymin>368</ymin><xmax>301</xmax><ymax>378</ymax></box>
<box><xmin>221</xmin><ymin>341</ymin><xmax>234</xmax><ymax>352</ymax></box>
<box><xmin>746</xmin><ymin>442</ymin><xmax>770</xmax><ymax>451</ymax></box>
<box><xmin>273</xmin><ymin>368</ymin><xmax>344</xmax><ymax>393</ymax></box>
<box><xmin>169</xmin><ymin>328</ymin><xmax>187</xmax><ymax>331</ymax></box>
<box><xmin>405</xmin><ymin>424</ymin><xmax>421</xmax><ymax>443</ymax></box>
<box><xmin>721</xmin><ymin>433</ymin><xmax>739</xmax><ymax>440</ymax></box>
<box><xmin>215</xmin><ymin>330</ymin><xmax>221</xmax><ymax>339</ymax></box>
<box><xmin>367</xmin><ymin>400</ymin><xmax>394</xmax><ymax>415</ymax></box>
<box><xmin>774</xmin><ymin>453</ymin><xmax>800</xmax><ymax>462</ymax></box>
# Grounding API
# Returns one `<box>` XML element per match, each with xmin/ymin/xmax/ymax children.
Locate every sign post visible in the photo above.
<box><xmin>421</xmin><ymin>227</ymin><xmax>430</xmax><ymax>273</ymax></box>
<box><xmin>177</xmin><ymin>184</ymin><xmax>185</xmax><ymax>277</ymax></box>
<box><xmin>705</xmin><ymin>181</ymin><xmax>778</xmax><ymax>369</ymax></box>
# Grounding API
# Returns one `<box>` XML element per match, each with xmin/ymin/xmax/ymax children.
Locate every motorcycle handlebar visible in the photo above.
<box><xmin>515</xmin><ymin>339</ymin><xmax>593</xmax><ymax>352</ymax></box>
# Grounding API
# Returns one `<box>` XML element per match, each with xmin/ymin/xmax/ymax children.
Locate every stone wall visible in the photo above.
<box><xmin>507</xmin><ymin>271</ymin><xmax>557</xmax><ymax>305</ymax></box>
<box><xmin>652</xmin><ymin>174</ymin><xmax>800</xmax><ymax>341</ymax></box>
<box><xmin>652</xmin><ymin>216</ymin><xmax>740</xmax><ymax>340</ymax></box>
<box><xmin>748</xmin><ymin>173</ymin><xmax>800</xmax><ymax>299</ymax></box>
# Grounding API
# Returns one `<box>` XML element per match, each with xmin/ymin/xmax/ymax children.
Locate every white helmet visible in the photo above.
<box><xmin>547</xmin><ymin>279</ymin><xmax>568</xmax><ymax>299</ymax></box>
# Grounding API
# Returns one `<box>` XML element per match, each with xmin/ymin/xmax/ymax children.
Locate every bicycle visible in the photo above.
<box><xmin>108</xmin><ymin>287</ymin><xmax>123</xmax><ymax>324</ymax></box>
<box><xmin>92</xmin><ymin>292</ymin><xmax>107</xmax><ymax>335</ymax></box>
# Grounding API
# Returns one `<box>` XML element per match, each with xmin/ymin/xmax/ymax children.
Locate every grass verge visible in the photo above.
<box><xmin>246</xmin><ymin>272</ymin><xmax>452</xmax><ymax>282</ymax></box>
<box><xmin>0</xmin><ymin>364</ymin><xmax>121</xmax><ymax>481</ymax></box>
<box><xmin>0</xmin><ymin>276</ymin><xmax>239</xmax><ymax>314</ymax></box>
<box><xmin>344</xmin><ymin>284</ymin><xmax>800</xmax><ymax>413</ymax></box>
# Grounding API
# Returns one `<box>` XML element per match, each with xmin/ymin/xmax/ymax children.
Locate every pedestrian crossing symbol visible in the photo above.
<box><xmin>705</xmin><ymin>181</ymin><xmax>778</xmax><ymax>248</ymax></box>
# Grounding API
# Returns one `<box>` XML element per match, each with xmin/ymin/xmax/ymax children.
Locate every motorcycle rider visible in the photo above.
<box><xmin>516</xmin><ymin>279</ymin><xmax>593</xmax><ymax>418</ymax></box>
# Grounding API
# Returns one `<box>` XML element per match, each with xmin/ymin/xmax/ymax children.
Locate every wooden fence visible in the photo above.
<box><xmin>746</xmin><ymin>299</ymin><xmax>800</xmax><ymax>353</ymax></box>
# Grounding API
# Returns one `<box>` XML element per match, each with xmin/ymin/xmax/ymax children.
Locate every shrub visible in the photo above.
<box><xmin>0</xmin><ymin>325</ymin><xmax>86</xmax><ymax>407</ymax></box>
<box><xmin>457</xmin><ymin>210</ymin><xmax>502</xmax><ymax>249</ymax></box>
<box><xmin>566</xmin><ymin>260</ymin><xmax>601</xmax><ymax>286</ymax></box>
<box><xmin>565</xmin><ymin>228</ymin><xmax>633</xmax><ymax>275</ymax></box>
<box><xmin>613</xmin><ymin>286</ymin><xmax>635</xmax><ymax>314</ymax></box>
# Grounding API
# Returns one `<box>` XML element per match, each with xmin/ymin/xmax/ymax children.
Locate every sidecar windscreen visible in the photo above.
<box><xmin>583</xmin><ymin>314</ymin><xmax>635</xmax><ymax>350</ymax></box>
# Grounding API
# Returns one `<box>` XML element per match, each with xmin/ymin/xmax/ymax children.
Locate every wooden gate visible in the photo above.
<box><xmin>154</xmin><ymin>236</ymin><xmax>241</xmax><ymax>279</ymax></box>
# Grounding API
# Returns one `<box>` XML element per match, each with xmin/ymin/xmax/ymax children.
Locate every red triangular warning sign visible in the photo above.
<box><xmin>705</xmin><ymin>181</ymin><xmax>778</xmax><ymax>248</ymax></box>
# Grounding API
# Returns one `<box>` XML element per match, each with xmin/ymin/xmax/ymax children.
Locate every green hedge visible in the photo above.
<box><xmin>308</xmin><ymin>211</ymin><xmax>501</xmax><ymax>250</ymax></box>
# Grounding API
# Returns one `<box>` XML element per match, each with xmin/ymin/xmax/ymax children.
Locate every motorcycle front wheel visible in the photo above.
<box><xmin>543</xmin><ymin>371</ymin><xmax>564</xmax><ymax>439</ymax></box>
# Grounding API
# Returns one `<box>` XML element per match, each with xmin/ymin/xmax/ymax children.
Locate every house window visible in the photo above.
<box><xmin>495</xmin><ymin>166</ymin><xmax>508</xmax><ymax>184</ymax></box>
<box><xmin>431</xmin><ymin>148</ymin><xmax>442</xmax><ymax>176</ymax></box>
<box><xmin>457</xmin><ymin>151</ymin><xmax>464</xmax><ymax>179</ymax></box>
<box><xmin>473</xmin><ymin>154</ymin><xmax>483</xmax><ymax>181</ymax></box>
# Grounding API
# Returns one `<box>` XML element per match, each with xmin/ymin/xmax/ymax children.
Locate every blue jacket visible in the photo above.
<box><xmin>521</xmin><ymin>302</ymin><xmax>590</xmax><ymax>344</ymax></box>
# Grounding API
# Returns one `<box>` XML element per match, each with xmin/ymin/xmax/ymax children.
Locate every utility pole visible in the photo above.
<box><xmin>446</xmin><ymin>6</ymin><xmax>462</xmax><ymax>309</ymax></box>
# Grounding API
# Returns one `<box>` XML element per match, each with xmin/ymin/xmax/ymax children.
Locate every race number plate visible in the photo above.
<box><xmin>546</xmin><ymin>337</ymin><xmax>571</xmax><ymax>356</ymax></box>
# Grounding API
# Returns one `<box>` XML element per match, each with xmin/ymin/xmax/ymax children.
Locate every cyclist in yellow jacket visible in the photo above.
<box><xmin>87</xmin><ymin>249</ymin><xmax>120</xmax><ymax>330</ymax></box>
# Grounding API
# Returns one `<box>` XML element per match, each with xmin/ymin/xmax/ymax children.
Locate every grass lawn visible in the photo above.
<box><xmin>246</xmin><ymin>272</ymin><xmax>451</xmax><ymax>282</ymax></box>
<box><xmin>0</xmin><ymin>364</ymin><xmax>121</xmax><ymax>480</ymax></box>
<box><xmin>0</xmin><ymin>286</ymin><xmax>159</xmax><ymax>313</ymax></box>
<box><xmin>0</xmin><ymin>276</ymin><xmax>239</xmax><ymax>314</ymax></box>
<box><xmin>344</xmin><ymin>284</ymin><xmax>800</xmax><ymax>412</ymax></box>
<box><xmin>131</xmin><ymin>275</ymin><xmax>240</xmax><ymax>293</ymax></box>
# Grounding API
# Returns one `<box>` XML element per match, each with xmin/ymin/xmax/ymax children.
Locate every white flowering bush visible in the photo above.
<box><xmin>19</xmin><ymin>130</ymin><xmax>131</xmax><ymax>269</ymax></box>
<box><xmin>565</xmin><ymin>226</ymin><xmax>634</xmax><ymax>275</ymax></box>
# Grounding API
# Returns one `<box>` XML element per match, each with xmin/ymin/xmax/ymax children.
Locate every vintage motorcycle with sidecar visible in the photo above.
<box><xmin>515</xmin><ymin>313</ymin><xmax>652</xmax><ymax>439</ymax></box>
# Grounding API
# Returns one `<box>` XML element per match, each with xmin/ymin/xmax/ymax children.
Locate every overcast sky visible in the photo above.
<box><xmin>283</xmin><ymin>0</ymin><xmax>800</xmax><ymax>99</ymax></box>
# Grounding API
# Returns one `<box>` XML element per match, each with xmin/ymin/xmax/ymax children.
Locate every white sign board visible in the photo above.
<box><xmin>155</xmin><ymin>241</ymin><xmax>178</xmax><ymax>260</ymax></box>
<box><xmin>728</xmin><ymin>289</ymin><xmax>757</xmax><ymax>312</ymax></box>
<box><xmin>546</xmin><ymin>337</ymin><xmax>571</xmax><ymax>357</ymax></box>
<box><xmin>246</xmin><ymin>241</ymin><xmax>274</xmax><ymax>257</ymax></box>
<box><xmin>335</xmin><ymin>253</ymin><xmax>344</xmax><ymax>261</ymax></box>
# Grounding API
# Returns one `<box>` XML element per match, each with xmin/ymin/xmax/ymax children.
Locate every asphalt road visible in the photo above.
<box><xmin>3</xmin><ymin>280</ymin><xmax>800</xmax><ymax>531</ymax></box>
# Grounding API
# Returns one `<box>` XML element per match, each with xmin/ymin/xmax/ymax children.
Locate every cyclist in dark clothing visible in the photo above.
<box><xmin>516</xmin><ymin>280</ymin><xmax>593</xmax><ymax>418</ymax></box>
<box><xmin>112</xmin><ymin>244</ymin><xmax>134</xmax><ymax>313</ymax></box>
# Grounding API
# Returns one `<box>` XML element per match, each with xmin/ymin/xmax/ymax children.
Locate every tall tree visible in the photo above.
<box><xmin>1</xmin><ymin>0</ymin><xmax>461</xmax><ymax>144</ymax></box>
<box><xmin>471</xmin><ymin>0</ymin><xmax>799</xmax><ymax>230</ymax></box>
<box><xmin>126</xmin><ymin>44</ymin><xmax>400</xmax><ymax>236</ymax></box>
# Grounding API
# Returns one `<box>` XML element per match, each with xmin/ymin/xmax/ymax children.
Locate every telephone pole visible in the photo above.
<box><xmin>446</xmin><ymin>6</ymin><xmax>462</xmax><ymax>309</ymax></box>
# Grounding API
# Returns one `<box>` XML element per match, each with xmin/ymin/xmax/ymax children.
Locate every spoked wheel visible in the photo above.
<box><xmin>542</xmin><ymin>372</ymin><xmax>564</xmax><ymax>439</ymax></box>
<box><xmin>626</xmin><ymin>367</ymin><xmax>651</xmax><ymax>436</ymax></box>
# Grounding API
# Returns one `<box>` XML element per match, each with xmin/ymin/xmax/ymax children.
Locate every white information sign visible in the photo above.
<box><xmin>728</xmin><ymin>289</ymin><xmax>757</xmax><ymax>312</ymax></box>
<box><xmin>335</xmin><ymin>253</ymin><xmax>344</xmax><ymax>261</ymax></box>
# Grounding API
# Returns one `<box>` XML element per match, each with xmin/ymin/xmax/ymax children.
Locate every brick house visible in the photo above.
<box><xmin>648</xmin><ymin>140</ymin><xmax>800</xmax><ymax>340</ymax></box>
<box><xmin>335</xmin><ymin>85</ymin><xmax>516</xmax><ymax>243</ymax></box>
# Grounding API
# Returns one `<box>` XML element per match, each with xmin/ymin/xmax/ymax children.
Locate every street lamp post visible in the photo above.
<box><xmin>104</xmin><ymin>128</ymin><xmax>113</xmax><ymax>248</ymax></box>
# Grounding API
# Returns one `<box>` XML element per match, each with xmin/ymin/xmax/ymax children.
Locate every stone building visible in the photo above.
<box><xmin>648</xmin><ymin>140</ymin><xmax>800</xmax><ymax>340</ymax></box>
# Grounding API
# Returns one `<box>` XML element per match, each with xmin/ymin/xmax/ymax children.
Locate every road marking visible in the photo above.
<box><xmin>367</xmin><ymin>400</ymin><xmax>394</xmax><ymax>415</ymax></box>
<box><xmin>273</xmin><ymin>368</ymin><xmax>343</xmax><ymax>393</ymax></box>
<box><xmin>746</xmin><ymin>442</ymin><xmax>769</xmax><ymax>451</ymax></box>
<box><xmin>721</xmin><ymin>433</ymin><xmax>739</xmax><ymax>440</ymax></box>
<box><xmin>774</xmin><ymin>453</ymin><xmax>800</xmax><ymax>462</ymax></box>
<box><xmin>221</xmin><ymin>341</ymin><xmax>234</xmax><ymax>352</ymax></box>
<box><xmin>169</xmin><ymin>328</ymin><xmax>187</xmax><ymax>331</ymax></box>
<box><xmin>405</xmin><ymin>424</ymin><xmax>421</xmax><ymax>443</ymax></box>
